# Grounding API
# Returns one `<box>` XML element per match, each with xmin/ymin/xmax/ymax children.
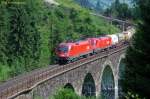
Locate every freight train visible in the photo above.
<box><xmin>55</xmin><ymin>28</ymin><xmax>135</xmax><ymax>64</ymax></box>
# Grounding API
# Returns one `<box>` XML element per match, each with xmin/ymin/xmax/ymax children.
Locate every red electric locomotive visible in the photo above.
<box><xmin>88</xmin><ymin>36</ymin><xmax>112</xmax><ymax>52</ymax></box>
<box><xmin>56</xmin><ymin>40</ymin><xmax>93</xmax><ymax>63</ymax></box>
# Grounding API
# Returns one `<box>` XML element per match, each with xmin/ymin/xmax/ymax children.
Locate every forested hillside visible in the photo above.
<box><xmin>0</xmin><ymin>0</ymin><xmax>119</xmax><ymax>82</ymax></box>
<box><xmin>75</xmin><ymin>0</ymin><xmax>138</xmax><ymax>21</ymax></box>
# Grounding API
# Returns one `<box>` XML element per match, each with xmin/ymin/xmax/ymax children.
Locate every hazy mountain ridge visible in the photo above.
<box><xmin>75</xmin><ymin>0</ymin><xmax>133</xmax><ymax>10</ymax></box>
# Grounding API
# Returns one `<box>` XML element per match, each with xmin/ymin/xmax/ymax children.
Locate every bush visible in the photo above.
<box><xmin>0</xmin><ymin>64</ymin><xmax>11</xmax><ymax>82</ymax></box>
<box><xmin>125</xmin><ymin>92</ymin><xmax>145</xmax><ymax>99</ymax></box>
<box><xmin>50</xmin><ymin>88</ymin><xmax>97</xmax><ymax>99</ymax></box>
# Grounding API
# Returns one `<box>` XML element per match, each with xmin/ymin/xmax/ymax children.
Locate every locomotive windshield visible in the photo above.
<box><xmin>57</xmin><ymin>46</ymin><xmax>68</xmax><ymax>53</ymax></box>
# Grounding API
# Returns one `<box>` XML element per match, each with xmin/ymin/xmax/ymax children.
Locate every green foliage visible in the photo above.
<box><xmin>130</xmin><ymin>5</ymin><xmax>141</xmax><ymax>21</ymax></box>
<box><xmin>56</xmin><ymin>0</ymin><xmax>82</xmax><ymax>10</ymax></box>
<box><xmin>51</xmin><ymin>88</ymin><xmax>80</xmax><ymax>99</ymax></box>
<box><xmin>125</xmin><ymin>92</ymin><xmax>145</xmax><ymax>99</ymax></box>
<box><xmin>6</xmin><ymin>0</ymin><xmax>41</xmax><ymax>74</ymax></box>
<box><xmin>104</xmin><ymin>0</ymin><xmax>132</xmax><ymax>20</ymax></box>
<box><xmin>0</xmin><ymin>0</ymin><xmax>42</xmax><ymax>78</ymax></box>
<box><xmin>124</xmin><ymin>0</ymin><xmax>150</xmax><ymax>98</ymax></box>
<box><xmin>0</xmin><ymin>3</ymin><xmax>9</xmax><ymax>64</ymax></box>
<box><xmin>50</xmin><ymin>88</ymin><xmax>97</xmax><ymax>99</ymax></box>
<box><xmin>7</xmin><ymin>2</ymin><xmax>41</xmax><ymax>70</ymax></box>
<box><xmin>0</xmin><ymin>64</ymin><xmax>11</xmax><ymax>82</ymax></box>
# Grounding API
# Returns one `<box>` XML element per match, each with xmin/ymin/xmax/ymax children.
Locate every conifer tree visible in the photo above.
<box><xmin>48</xmin><ymin>8</ymin><xmax>64</xmax><ymax>64</ymax></box>
<box><xmin>76</xmin><ymin>0</ymin><xmax>91</xmax><ymax>8</ymax></box>
<box><xmin>124</xmin><ymin>0</ymin><xmax>150</xmax><ymax>98</ymax></box>
<box><xmin>95</xmin><ymin>1</ymin><xmax>103</xmax><ymax>13</ymax></box>
<box><xmin>0</xmin><ymin>4</ymin><xmax>9</xmax><ymax>64</ymax></box>
<box><xmin>6</xmin><ymin>0</ymin><xmax>41</xmax><ymax>74</ymax></box>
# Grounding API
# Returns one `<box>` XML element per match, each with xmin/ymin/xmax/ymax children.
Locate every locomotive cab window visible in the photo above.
<box><xmin>58</xmin><ymin>46</ymin><xmax>68</xmax><ymax>53</ymax></box>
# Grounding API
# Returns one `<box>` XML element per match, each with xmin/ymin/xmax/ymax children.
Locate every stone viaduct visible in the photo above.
<box><xmin>0</xmin><ymin>44</ymin><xmax>127</xmax><ymax>99</ymax></box>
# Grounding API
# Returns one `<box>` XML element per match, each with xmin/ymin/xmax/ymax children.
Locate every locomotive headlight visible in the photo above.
<box><xmin>86</xmin><ymin>46</ymin><xmax>90</xmax><ymax>49</ymax></box>
<box><xmin>68</xmin><ymin>46</ymin><xmax>71</xmax><ymax>50</ymax></box>
<box><xmin>107</xmin><ymin>41</ymin><xmax>109</xmax><ymax>44</ymax></box>
<box><xmin>60</xmin><ymin>52</ymin><xmax>68</xmax><ymax>57</ymax></box>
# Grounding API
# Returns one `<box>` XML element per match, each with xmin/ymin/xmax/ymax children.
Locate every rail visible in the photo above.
<box><xmin>0</xmin><ymin>42</ymin><xmax>129</xmax><ymax>99</ymax></box>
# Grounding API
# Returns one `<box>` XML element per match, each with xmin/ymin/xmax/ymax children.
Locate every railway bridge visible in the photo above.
<box><xmin>0</xmin><ymin>42</ymin><xmax>128</xmax><ymax>99</ymax></box>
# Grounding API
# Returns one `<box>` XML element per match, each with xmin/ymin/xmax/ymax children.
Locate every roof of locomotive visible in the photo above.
<box><xmin>59</xmin><ymin>42</ymin><xmax>74</xmax><ymax>46</ymax></box>
<box><xmin>59</xmin><ymin>39</ymin><xmax>90</xmax><ymax>47</ymax></box>
<box><xmin>99</xmin><ymin>36</ymin><xmax>110</xmax><ymax>39</ymax></box>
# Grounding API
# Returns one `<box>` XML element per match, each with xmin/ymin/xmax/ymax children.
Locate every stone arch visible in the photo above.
<box><xmin>82</xmin><ymin>73</ymin><xmax>96</xmax><ymax>97</ymax></box>
<box><xmin>100</xmin><ymin>62</ymin><xmax>115</xmax><ymax>99</ymax></box>
<box><xmin>117</xmin><ymin>54</ymin><xmax>126</xmax><ymax>98</ymax></box>
<box><xmin>64</xmin><ymin>83</ymin><xmax>75</xmax><ymax>91</ymax></box>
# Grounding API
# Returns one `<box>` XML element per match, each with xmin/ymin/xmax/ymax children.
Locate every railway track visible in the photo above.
<box><xmin>0</xmin><ymin>42</ymin><xmax>129</xmax><ymax>99</ymax></box>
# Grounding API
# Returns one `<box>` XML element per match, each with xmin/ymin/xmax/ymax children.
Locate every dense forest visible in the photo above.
<box><xmin>0</xmin><ymin>0</ymin><xmax>119</xmax><ymax>82</ymax></box>
<box><xmin>123</xmin><ymin>0</ymin><xmax>150</xmax><ymax>98</ymax></box>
